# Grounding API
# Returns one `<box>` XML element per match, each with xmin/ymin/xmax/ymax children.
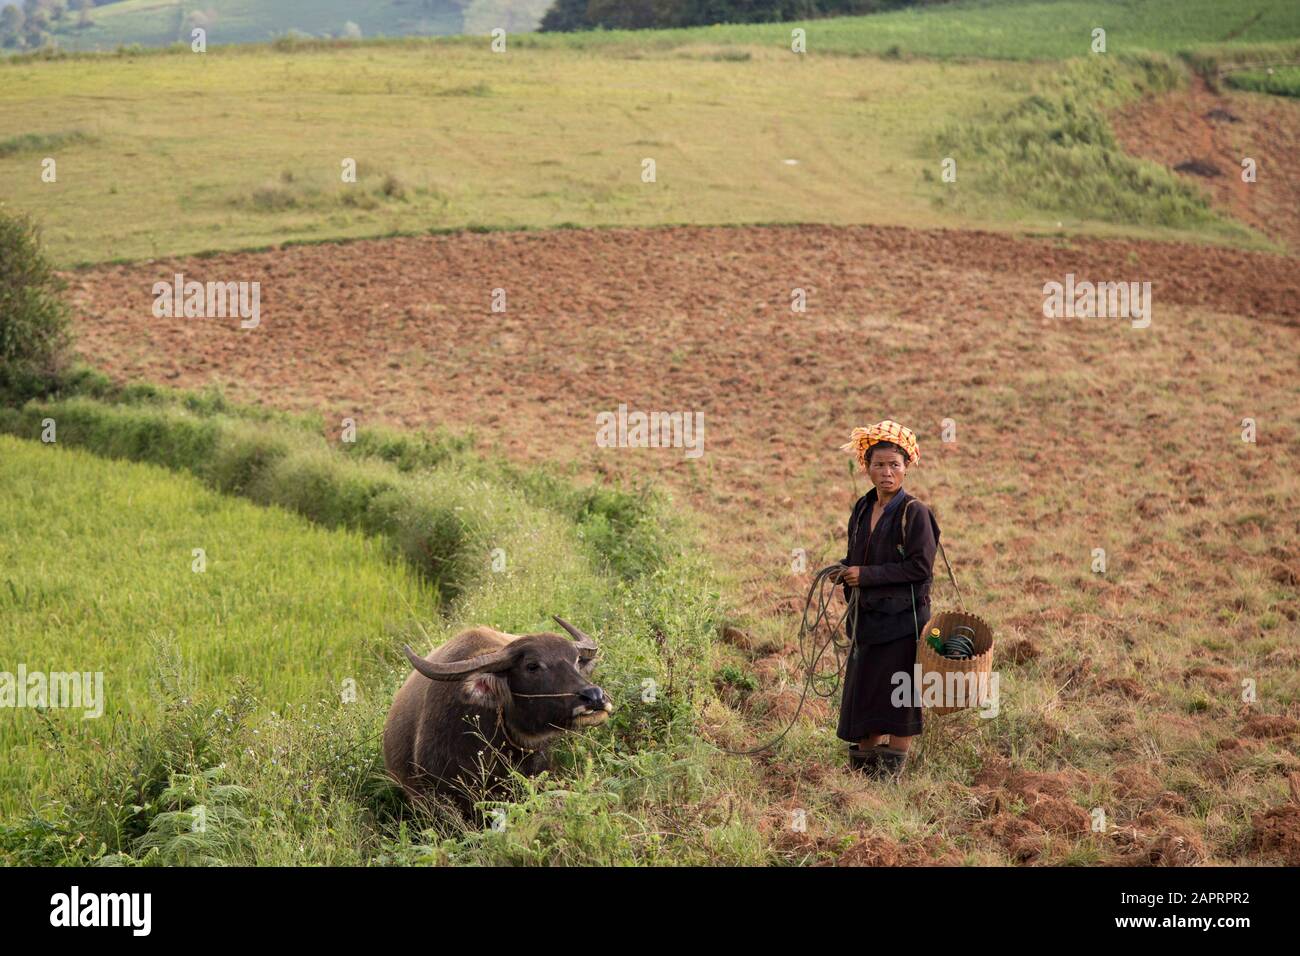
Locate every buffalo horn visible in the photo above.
<box><xmin>552</xmin><ymin>616</ymin><xmax>598</xmax><ymax>658</ymax></box>
<box><xmin>402</xmin><ymin>644</ymin><xmax>517</xmax><ymax>681</ymax></box>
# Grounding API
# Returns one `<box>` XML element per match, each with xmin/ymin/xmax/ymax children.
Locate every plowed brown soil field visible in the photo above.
<box><xmin>68</xmin><ymin>222</ymin><xmax>1299</xmax><ymax>612</ymax></box>
<box><xmin>66</xmin><ymin>222</ymin><xmax>1300</xmax><ymax>864</ymax></box>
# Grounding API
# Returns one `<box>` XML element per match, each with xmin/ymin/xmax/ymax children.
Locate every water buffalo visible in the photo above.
<box><xmin>382</xmin><ymin>616</ymin><xmax>613</xmax><ymax>814</ymax></box>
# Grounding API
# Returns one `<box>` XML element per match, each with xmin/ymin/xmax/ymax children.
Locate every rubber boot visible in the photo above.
<box><xmin>873</xmin><ymin>744</ymin><xmax>908</xmax><ymax>779</ymax></box>
<box><xmin>849</xmin><ymin>743</ymin><xmax>886</xmax><ymax>777</ymax></box>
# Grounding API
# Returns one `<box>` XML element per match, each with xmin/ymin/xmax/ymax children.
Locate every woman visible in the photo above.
<box><xmin>834</xmin><ymin>420</ymin><xmax>940</xmax><ymax>779</ymax></box>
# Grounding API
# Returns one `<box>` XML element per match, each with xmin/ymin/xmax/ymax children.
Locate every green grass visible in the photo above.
<box><xmin>1227</xmin><ymin>65</ymin><xmax>1300</xmax><ymax>97</ymax></box>
<box><xmin>0</xmin><ymin>432</ymin><xmax>439</xmax><ymax>818</ymax></box>
<box><xmin>0</xmin><ymin>40</ymin><xmax>1041</xmax><ymax>265</ymax></box>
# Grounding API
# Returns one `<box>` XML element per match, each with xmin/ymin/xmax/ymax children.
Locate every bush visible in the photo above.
<box><xmin>0</xmin><ymin>211</ymin><xmax>73</xmax><ymax>403</ymax></box>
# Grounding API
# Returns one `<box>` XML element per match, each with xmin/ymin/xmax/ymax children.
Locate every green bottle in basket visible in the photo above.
<box><xmin>926</xmin><ymin>627</ymin><xmax>945</xmax><ymax>655</ymax></box>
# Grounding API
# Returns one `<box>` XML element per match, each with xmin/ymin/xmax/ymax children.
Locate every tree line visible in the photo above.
<box><xmin>539</xmin><ymin>0</ymin><xmax>944</xmax><ymax>33</ymax></box>
<box><xmin>1</xmin><ymin>0</ymin><xmax>100</xmax><ymax>51</ymax></box>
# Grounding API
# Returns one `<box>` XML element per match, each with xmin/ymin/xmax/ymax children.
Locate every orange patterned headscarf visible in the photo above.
<box><xmin>840</xmin><ymin>420</ymin><xmax>920</xmax><ymax>471</ymax></box>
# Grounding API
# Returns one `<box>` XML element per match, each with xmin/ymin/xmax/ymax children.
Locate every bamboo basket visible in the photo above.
<box><xmin>915</xmin><ymin>610</ymin><xmax>995</xmax><ymax>716</ymax></box>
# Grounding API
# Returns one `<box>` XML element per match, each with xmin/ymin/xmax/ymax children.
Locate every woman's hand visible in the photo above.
<box><xmin>840</xmin><ymin>566</ymin><xmax>862</xmax><ymax>586</ymax></box>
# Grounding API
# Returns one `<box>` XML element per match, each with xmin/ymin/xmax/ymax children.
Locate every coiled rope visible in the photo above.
<box><xmin>721</xmin><ymin>563</ymin><xmax>858</xmax><ymax>756</ymax></box>
<box><xmin>722</xmin><ymin>532</ymin><xmax>962</xmax><ymax>757</ymax></box>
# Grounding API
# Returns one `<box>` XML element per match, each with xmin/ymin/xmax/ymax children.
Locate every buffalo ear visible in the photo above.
<box><xmin>577</xmin><ymin>652</ymin><xmax>598</xmax><ymax>676</ymax></box>
<box><xmin>459</xmin><ymin>672</ymin><xmax>509</xmax><ymax>708</ymax></box>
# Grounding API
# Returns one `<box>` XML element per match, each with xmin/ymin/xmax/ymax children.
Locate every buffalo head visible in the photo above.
<box><xmin>400</xmin><ymin>616</ymin><xmax>612</xmax><ymax>735</ymax></box>
<box><xmin>384</xmin><ymin>617</ymin><xmax>614</xmax><ymax>810</ymax></box>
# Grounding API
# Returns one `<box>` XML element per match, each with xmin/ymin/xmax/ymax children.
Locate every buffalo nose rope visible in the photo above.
<box><xmin>721</xmin><ymin>563</ymin><xmax>858</xmax><ymax>756</ymax></box>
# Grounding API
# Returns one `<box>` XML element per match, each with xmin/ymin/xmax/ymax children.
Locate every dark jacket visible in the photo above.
<box><xmin>840</xmin><ymin>486</ymin><xmax>940</xmax><ymax>645</ymax></box>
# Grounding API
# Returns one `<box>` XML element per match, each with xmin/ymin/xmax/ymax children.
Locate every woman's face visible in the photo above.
<box><xmin>867</xmin><ymin>449</ymin><xmax>907</xmax><ymax>495</ymax></box>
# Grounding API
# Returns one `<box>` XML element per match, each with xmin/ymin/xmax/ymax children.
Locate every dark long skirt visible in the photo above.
<box><xmin>836</xmin><ymin>633</ymin><xmax>924</xmax><ymax>741</ymax></box>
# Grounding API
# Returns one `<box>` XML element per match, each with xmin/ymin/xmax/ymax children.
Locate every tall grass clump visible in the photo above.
<box><xmin>0</xmin><ymin>129</ymin><xmax>95</xmax><ymax>158</ymax></box>
<box><xmin>338</xmin><ymin>422</ymin><xmax>669</xmax><ymax>580</ymax></box>
<box><xmin>929</xmin><ymin>53</ymin><xmax>1231</xmax><ymax>230</ymax></box>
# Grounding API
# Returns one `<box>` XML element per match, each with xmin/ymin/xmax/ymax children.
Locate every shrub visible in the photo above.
<box><xmin>0</xmin><ymin>211</ymin><xmax>73</xmax><ymax>403</ymax></box>
<box><xmin>344</xmin><ymin>423</ymin><xmax>475</xmax><ymax>472</ymax></box>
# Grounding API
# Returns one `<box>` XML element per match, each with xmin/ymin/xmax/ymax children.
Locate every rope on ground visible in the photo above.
<box><xmin>720</xmin><ymin>563</ymin><xmax>856</xmax><ymax>756</ymax></box>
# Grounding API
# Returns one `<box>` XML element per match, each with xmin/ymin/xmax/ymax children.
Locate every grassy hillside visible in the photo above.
<box><xmin>475</xmin><ymin>0</ymin><xmax>1300</xmax><ymax>60</ymax></box>
<box><xmin>2</xmin><ymin>1</ymin><xmax>1296</xmax><ymax>265</ymax></box>
<box><xmin>0</xmin><ymin>43</ymin><xmax>1048</xmax><ymax>265</ymax></box>
<box><xmin>33</xmin><ymin>0</ymin><xmax>553</xmax><ymax>53</ymax></box>
<box><xmin>29</xmin><ymin>1</ymin><xmax>1300</xmax><ymax>59</ymax></box>
<box><xmin>4</xmin><ymin>52</ymin><xmax>1274</xmax><ymax>266</ymax></box>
